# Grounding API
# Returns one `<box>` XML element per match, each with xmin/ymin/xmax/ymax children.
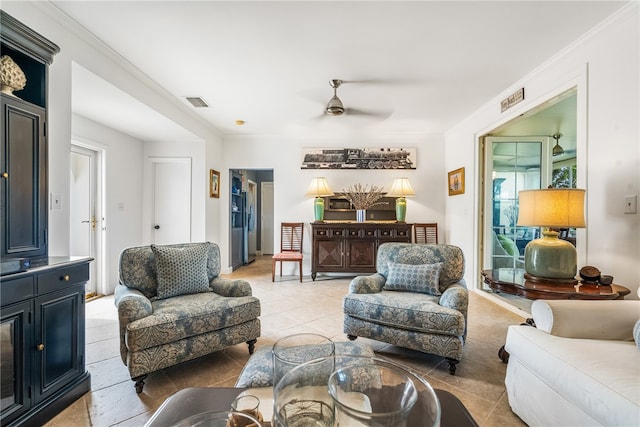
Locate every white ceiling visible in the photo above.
<box><xmin>52</xmin><ymin>1</ymin><xmax>627</xmax><ymax>141</ymax></box>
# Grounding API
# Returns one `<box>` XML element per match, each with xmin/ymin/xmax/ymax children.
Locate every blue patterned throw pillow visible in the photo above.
<box><xmin>384</xmin><ymin>262</ymin><xmax>443</xmax><ymax>296</ymax></box>
<box><xmin>634</xmin><ymin>319</ymin><xmax>640</xmax><ymax>350</ymax></box>
<box><xmin>151</xmin><ymin>244</ymin><xmax>211</xmax><ymax>299</ymax></box>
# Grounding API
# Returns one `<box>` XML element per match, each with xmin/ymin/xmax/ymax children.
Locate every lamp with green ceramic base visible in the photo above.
<box><xmin>306</xmin><ymin>177</ymin><xmax>334</xmax><ymax>222</ymax></box>
<box><xmin>517</xmin><ymin>188</ymin><xmax>586</xmax><ymax>282</ymax></box>
<box><xmin>387</xmin><ymin>178</ymin><xmax>415</xmax><ymax>223</ymax></box>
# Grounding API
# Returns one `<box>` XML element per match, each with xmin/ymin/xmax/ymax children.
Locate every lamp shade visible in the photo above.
<box><xmin>517</xmin><ymin>188</ymin><xmax>586</xmax><ymax>228</ymax></box>
<box><xmin>305</xmin><ymin>177</ymin><xmax>334</xmax><ymax>197</ymax></box>
<box><xmin>386</xmin><ymin>178</ymin><xmax>416</xmax><ymax>197</ymax></box>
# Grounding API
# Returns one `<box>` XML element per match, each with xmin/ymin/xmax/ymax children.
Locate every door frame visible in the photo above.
<box><xmin>70</xmin><ymin>141</ymin><xmax>107</xmax><ymax>296</ymax></box>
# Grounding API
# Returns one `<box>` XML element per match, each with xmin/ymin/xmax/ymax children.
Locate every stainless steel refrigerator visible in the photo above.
<box><xmin>243</xmin><ymin>191</ymin><xmax>256</xmax><ymax>264</ymax></box>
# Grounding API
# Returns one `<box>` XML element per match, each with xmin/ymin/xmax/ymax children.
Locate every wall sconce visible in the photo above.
<box><xmin>306</xmin><ymin>177</ymin><xmax>334</xmax><ymax>222</ymax></box>
<box><xmin>387</xmin><ymin>178</ymin><xmax>415</xmax><ymax>223</ymax></box>
<box><xmin>517</xmin><ymin>188</ymin><xmax>586</xmax><ymax>282</ymax></box>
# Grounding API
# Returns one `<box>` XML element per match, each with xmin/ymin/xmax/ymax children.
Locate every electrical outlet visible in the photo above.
<box><xmin>624</xmin><ymin>195</ymin><xmax>637</xmax><ymax>214</ymax></box>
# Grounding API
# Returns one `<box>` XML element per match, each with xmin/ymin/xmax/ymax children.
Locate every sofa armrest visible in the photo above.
<box><xmin>349</xmin><ymin>273</ymin><xmax>386</xmax><ymax>294</ymax></box>
<box><xmin>532</xmin><ymin>299</ymin><xmax>639</xmax><ymax>341</ymax></box>
<box><xmin>209</xmin><ymin>277</ymin><xmax>253</xmax><ymax>297</ymax></box>
<box><xmin>114</xmin><ymin>284</ymin><xmax>153</xmax><ymax>364</ymax></box>
<box><xmin>438</xmin><ymin>281</ymin><xmax>469</xmax><ymax>313</ymax></box>
<box><xmin>114</xmin><ymin>284</ymin><xmax>153</xmax><ymax>321</ymax></box>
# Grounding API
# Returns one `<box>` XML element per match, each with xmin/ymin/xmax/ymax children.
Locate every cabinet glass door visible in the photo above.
<box><xmin>1</xmin><ymin>301</ymin><xmax>31</xmax><ymax>422</ymax></box>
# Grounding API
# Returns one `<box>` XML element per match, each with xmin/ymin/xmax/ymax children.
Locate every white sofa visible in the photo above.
<box><xmin>505</xmin><ymin>299</ymin><xmax>640</xmax><ymax>427</ymax></box>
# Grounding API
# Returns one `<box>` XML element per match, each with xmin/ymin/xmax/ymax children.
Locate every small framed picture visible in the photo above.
<box><xmin>209</xmin><ymin>169</ymin><xmax>220</xmax><ymax>198</ymax></box>
<box><xmin>448</xmin><ymin>167</ymin><xmax>465</xmax><ymax>196</ymax></box>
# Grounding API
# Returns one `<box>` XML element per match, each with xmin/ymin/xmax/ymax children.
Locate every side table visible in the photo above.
<box><xmin>481</xmin><ymin>268</ymin><xmax>630</xmax><ymax>300</ymax></box>
<box><xmin>482</xmin><ymin>268</ymin><xmax>631</xmax><ymax>363</ymax></box>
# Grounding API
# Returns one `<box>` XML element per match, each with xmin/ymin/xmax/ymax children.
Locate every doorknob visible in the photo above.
<box><xmin>81</xmin><ymin>216</ymin><xmax>97</xmax><ymax>230</ymax></box>
<box><xmin>154</xmin><ymin>225</ymin><xmax>160</xmax><ymax>230</ymax></box>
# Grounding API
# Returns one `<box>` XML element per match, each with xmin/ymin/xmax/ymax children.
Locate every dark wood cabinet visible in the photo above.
<box><xmin>0</xmin><ymin>12</ymin><xmax>89</xmax><ymax>427</ymax></box>
<box><xmin>1</xmin><ymin>258</ymin><xmax>91</xmax><ymax>427</ymax></box>
<box><xmin>311</xmin><ymin>222</ymin><xmax>412</xmax><ymax>280</ymax></box>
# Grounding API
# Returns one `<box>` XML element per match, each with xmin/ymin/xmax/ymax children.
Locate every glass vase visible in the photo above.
<box><xmin>356</xmin><ymin>209</ymin><xmax>366</xmax><ymax>222</ymax></box>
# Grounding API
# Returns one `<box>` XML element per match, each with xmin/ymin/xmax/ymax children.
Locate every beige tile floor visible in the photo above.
<box><xmin>45</xmin><ymin>256</ymin><xmax>528</xmax><ymax>426</ymax></box>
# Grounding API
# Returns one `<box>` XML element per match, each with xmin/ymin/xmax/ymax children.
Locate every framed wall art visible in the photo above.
<box><xmin>209</xmin><ymin>169</ymin><xmax>220</xmax><ymax>198</ymax></box>
<box><xmin>448</xmin><ymin>167</ymin><xmax>465</xmax><ymax>196</ymax></box>
<box><xmin>301</xmin><ymin>147</ymin><xmax>417</xmax><ymax>170</ymax></box>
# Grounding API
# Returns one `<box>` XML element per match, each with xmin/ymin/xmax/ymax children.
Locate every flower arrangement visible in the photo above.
<box><xmin>341</xmin><ymin>183</ymin><xmax>386</xmax><ymax>210</ymax></box>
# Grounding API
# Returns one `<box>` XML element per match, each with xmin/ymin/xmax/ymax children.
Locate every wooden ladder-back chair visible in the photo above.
<box><xmin>414</xmin><ymin>223</ymin><xmax>439</xmax><ymax>244</ymax></box>
<box><xmin>272</xmin><ymin>222</ymin><xmax>304</xmax><ymax>282</ymax></box>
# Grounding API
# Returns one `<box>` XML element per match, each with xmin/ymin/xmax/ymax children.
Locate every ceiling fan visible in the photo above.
<box><xmin>322</xmin><ymin>79</ymin><xmax>391</xmax><ymax>119</ymax></box>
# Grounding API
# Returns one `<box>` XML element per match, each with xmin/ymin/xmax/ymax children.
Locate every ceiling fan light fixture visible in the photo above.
<box><xmin>326</xmin><ymin>95</ymin><xmax>344</xmax><ymax>116</ymax></box>
<box><xmin>552</xmin><ymin>133</ymin><xmax>564</xmax><ymax>156</ymax></box>
<box><xmin>325</xmin><ymin>79</ymin><xmax>345</xmax><ymax>116</ymax></box>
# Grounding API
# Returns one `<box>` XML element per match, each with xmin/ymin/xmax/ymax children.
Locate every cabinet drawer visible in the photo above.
<box><xmin>37</xmin><ymin>264</ymin><xmax>89</xmax><ymax>294</ymax></box>
<box><xmin>1</xmin><ymin>275</ymin><xmax>35</xmax><ymax>305</ymax></box>
<box><xmin>378</xmin><ymin>228</ymin><xmax>395</xmax><ymax>238</ymax></box>
<box><xmin>314</xmin><ymin>227</ymin><xmax>345</xmax><ymax>238</ymax></box>
<box><xmin>395</xmin><ymin>228</ymin><xmax>411</xmax><ymax>239</ymax></box>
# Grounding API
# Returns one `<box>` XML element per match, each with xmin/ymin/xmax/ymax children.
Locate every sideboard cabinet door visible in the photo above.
<box><xmin>32</xmin><ymin>284</ymin><xmax>85</xmax><ymax>405</ymax></box>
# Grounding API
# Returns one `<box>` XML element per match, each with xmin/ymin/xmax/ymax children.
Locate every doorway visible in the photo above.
<box><xmin>479</xmin><ymin>89</ymin><xmax>579</xmax><ymax>300</ymax></box>
<box><xmin>261</xmin><ymin>182</ymin><xmax>274</xmax><ymax>255</ymax></box>
<box><xmin>70</xmin><ymin>144</ymin><xmax>105</xmax><ymax>297</ymax></box>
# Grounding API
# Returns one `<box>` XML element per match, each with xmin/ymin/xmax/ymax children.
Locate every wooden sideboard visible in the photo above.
<box><xmin>311</xmin><ymin>222</ymin><xmax>412</xmax><ymax>280</ymax></box>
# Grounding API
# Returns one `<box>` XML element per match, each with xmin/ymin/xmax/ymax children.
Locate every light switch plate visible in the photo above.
<box><xmin>624</xmin><ymin>195</ymin><xmax>637</xmax><ymax>214</ymax></box>
<box><xmin>51</xmin><ymin>193</ymin><xmax>62</xmax><ymax>211</ymax></box>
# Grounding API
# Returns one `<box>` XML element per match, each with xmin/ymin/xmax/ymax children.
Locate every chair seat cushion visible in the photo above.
<box><xmin>126</xmin><ymin>292</ymin><xmax>260</xmax><ymax>352</ymax></box>
<box><xmin>235</xmin><ymin>341</ymin><xmax>375</xmax><ymax>388</ymax></box>
<box><xmin>273</xmin><ymin>252</ymin><xmax>302</xmax><ymax>260</ymax></box>
<box><xmin>343</xmin><ymin>291</ymin><xmax>465</xmax><ymax>336</ymax></box>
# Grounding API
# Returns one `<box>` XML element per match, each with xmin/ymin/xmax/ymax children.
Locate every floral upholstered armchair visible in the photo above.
<box><xmin>343</xmin><ymin>242</ymin><xmax>468</xmax><ymax>375</ymax></box>
<box><xmin>115</xmin><ymin>242</ymin><xmax>261</xmax><ymax>393</ymax></box>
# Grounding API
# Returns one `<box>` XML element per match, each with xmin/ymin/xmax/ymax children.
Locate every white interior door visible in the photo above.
<box><xmin>261</xmin><ymin>182</ymin><xmax>274</xmax><ymax>254</ymax></box>
<box><xmin>70</xmin><ymin>145</ymin><xmax>98</xmax><ymax>296</ymax></box>
<box><xmin>152</xmin><ymin>158</ymin><xmax>191</xmax><ymax>244</ymax></box>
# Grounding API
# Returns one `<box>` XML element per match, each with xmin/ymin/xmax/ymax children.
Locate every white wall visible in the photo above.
<box><xmin>445</xmin><ymin>3</ymin><xmax>639</xmax><ymax>299</ymax></box>
<box><xmin>222</xmin><ymin>134</ymin><xmax>446</xmax><ymax>273</ymax></box>
<box><xmin>3</xmin><ymin>2</ymin><xmax>224</xmax><ymax>290</ymax></box>
<box><xmin>72</xmin><ymin>114</ymin><xmax>144</xmax><ymax>294</ymax></box>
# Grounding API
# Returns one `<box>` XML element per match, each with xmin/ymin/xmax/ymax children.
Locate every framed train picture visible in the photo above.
<box><xmin>301</xmin><ymin>148</ymin><xmax>417</xmax><ymax>170</ymax></box>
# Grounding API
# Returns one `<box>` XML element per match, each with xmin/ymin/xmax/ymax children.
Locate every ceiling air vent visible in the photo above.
<box><xmin>185</xmin><ymin>97</ymin><xmax>210</xmax><ymax>108</ymax></box>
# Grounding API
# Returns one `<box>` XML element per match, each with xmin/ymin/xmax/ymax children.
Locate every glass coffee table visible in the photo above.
<box><xmin>145</xmin><ymin>386</ymin><xmax>478</xmax><ymax>427</ymax></box>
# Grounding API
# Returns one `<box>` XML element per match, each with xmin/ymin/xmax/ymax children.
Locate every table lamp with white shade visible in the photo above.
<box><xmin>387</xmin><ymin>178</ymin><xmax>416</xmax><ymax>223</ymax></box>
<box><xmin>516</xmin><ymin>188</ymin><xmax>586</xmax><ymax>282</ymax></box>
<box><xmin>306</xmin><ymin>177</ymin><xmax>334</xmax><ymax>222</ymax></box>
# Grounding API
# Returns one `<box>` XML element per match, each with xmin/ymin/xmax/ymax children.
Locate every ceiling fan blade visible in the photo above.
<box><xmin>345</xmin><ymin>108</ymin><xmax>393</xmax><ymax>120</ymax></box>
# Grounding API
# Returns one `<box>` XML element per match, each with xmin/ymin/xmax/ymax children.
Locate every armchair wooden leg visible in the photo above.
<box><xmin>132</xmin><ymin>374</ymin><xmax>148</xmax><ymax>394</ymax></box>
<box><xmin>445</xmin><ymin>358</ymin><xmax>459</xmax><ymax>375</ymax></box>
<box><xmin>247</xmin><ymin>339</ymin><xmax>257</xmax><ymax>354</ymax></box>
<box><xmin>272</xmin><ymin>259</ymin><xmax>276</xmax><ymax>282</ymax></box>
<box><xmin>299</xmin><ymin>260</ymin><xmax>302</xmax><ymax>282</ymax></box>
